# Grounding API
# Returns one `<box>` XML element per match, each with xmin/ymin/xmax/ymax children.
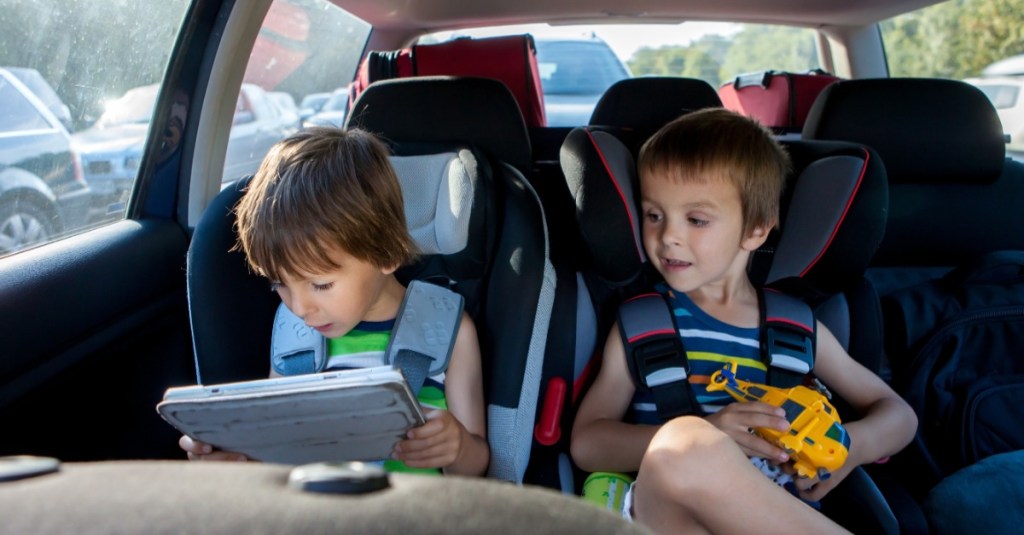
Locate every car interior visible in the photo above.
<box><xmin>2</xmin><ymin>0</ymin><xmax>1023</xmax><ymax>533</ymax></box>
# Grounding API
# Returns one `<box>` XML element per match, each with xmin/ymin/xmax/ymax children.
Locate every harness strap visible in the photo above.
<box><xmin>618</xmin><ymin>293</ymin><xmax>703</xmax><ymax>419</ymax></box>
<box><xmin>619</xmin><ymin>288</ymin><xmax>817</xmax><ymax>419</ymax></box>
<box><xmin>384</xmin><ymin>280</ymin><xmax>464</xmax><ymax>394</ymax></box>
<box><xmin>270</xmin><ymin>280</ymin><xmax>464</xmax><ymax>395</ymax></box>
<box><xmin>270</xmin><ymin>305</ymin><xmax>328</xmax><ymax>376</ymax></box>
<box><xmin>760</xmin><ymin>288</ymin><xmax>816</xmax><ymax>388</ymax></box>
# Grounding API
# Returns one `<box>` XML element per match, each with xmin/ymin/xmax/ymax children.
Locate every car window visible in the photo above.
<box><xmin>220</xmin><ymin>0</ymin><xmax>370</xmax><ymax>188</ymax></box>
<box><xmin>881</xmin><ymin>0</ymin><xmax>1024</xmax><ymax>158</ymax></box>
<box><xmin>973</xmin><ymin>83</ymin><xmax>1019</xmax><ymax>109</ymax></box>
<box><xmin>0</xmin><ymin>0</ymin><xmax>190</xmax><ymax>258</ymax></box>
<box><xmin>426</xmin><ymin>23</ymin><xmax>820</xmax><ymax>126</ymax></box>
<box><xmin>535</xmin><ymin>39</ymin><xmax>630</xmax><ymax>96</ymax></box>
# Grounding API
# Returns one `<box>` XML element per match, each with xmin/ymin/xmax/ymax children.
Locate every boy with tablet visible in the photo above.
<box><xmin>180</xmin><ymin>127</ymin><xmax>489</xmax><ymax>476</ymax></box>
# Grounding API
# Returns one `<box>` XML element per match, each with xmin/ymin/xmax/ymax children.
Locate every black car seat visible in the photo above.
<box><xmin>343</xmin><ymin>76</ymin><xmax>556</xmax><ymax>484</ymax></box>
<box><xmin>515</xmin><ymin>77</ymin><xmax>728</xmax><ymax>493</ymax></box>
<box><xmin>561</xmin><ymin>107</ymin><xmax>899</xmax><ymax>532</ymax></box>
<box><xmin>803</xmin><ymin>77</ymin><xmax>1024</xmax><ymax>533</ymax></box>
<box><xmin>588</xmin><ymin>76</ymin><xmax>724</xmax><ymax>157</ymax></box>
<box><xmin>803</xmin><ymin>77</ymin><xmax>1024</xmax><ymax>292</ymax></box>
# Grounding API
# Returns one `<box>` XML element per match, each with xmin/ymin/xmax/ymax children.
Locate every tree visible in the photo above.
<box><xmin>883</xmin><ymin>0</ymin><xmax>1024</xmax><ymax>79</ymax></box>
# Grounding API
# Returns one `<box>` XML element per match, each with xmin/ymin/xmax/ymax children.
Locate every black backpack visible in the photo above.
<box><xmin>883</xmin><ymin>250</ymin><xmax>1024</xmax><ymax>480</ymax></box>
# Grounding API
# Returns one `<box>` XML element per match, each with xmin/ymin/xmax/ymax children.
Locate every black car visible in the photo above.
<box><xmin>0</xmin><ymin>67</ymin><xmax>90</xmax><ymax>256</ymax></box>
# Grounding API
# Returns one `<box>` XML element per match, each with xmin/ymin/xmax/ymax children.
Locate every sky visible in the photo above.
<box><xmin>433</xmin><ymin>22</ymin><xmax>742</xmax><ymax>62</ymax></box>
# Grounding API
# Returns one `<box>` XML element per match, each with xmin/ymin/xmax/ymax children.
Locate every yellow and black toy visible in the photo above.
<box><xmin>707</xmin><ymin>363</ymin><xmax>850</xmax><ymax>480</ymax></box>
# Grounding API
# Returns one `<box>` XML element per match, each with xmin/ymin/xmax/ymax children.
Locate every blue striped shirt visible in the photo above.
<box><xmin>626</xmin><ymin>282</ymin><xmax>767</xmax><ymax>424</ymax></box>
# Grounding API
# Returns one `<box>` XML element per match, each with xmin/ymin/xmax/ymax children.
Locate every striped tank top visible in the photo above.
<box><xmin>327</xmin><ymin>318</ymin><xmax>446</xmax><ymax>474</ymax></box>
<box><xmin>626</xmin><ymin>282</ymin><xmax>767</xmax><ymax>425</ymax></box>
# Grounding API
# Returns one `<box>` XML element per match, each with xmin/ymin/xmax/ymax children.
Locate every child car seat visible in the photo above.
<box><xmin>561</xmin><ymin>95</ymin><xmax>897</xmax><ymax>533</ymax></box>
<box><xmin>345</xmin><ymin>75</ymin><xmax>557</xmax><ymax>484</ymax></box>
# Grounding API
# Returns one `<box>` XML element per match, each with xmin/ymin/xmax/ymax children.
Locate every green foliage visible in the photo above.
<box><xmin>884</xmin><ymin>0</ymin><xmax>1024</xmax><ymax>79</ymax></box>
<box><xmin>626</xmin><ymin>0</ymin><xmax>1023</xmax><ymax>84</ymax></box>
<box><xmin>626</xmin><ymin>24</ymin><xmax>817</xmax><ymax>88</ymax></box>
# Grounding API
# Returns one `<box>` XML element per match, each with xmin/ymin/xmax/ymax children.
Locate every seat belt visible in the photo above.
<box><xmin>618</xmin><ymin>293</ymin><xmax>703</xmax><ymax>419</ymax></box>
<box><xmin>759</xmin><ymin>288</ymin><xmax>815</xmax><ymax>388</ymax></box>
<box><xmin>620</xmin><ymin>288</ymin><xmax>817</xmax><ymax>419</ymax></box>
<box><xmin>270</xmin><ymin>279</ymin><xmax>464</xmax><ymax>395</ymax></box>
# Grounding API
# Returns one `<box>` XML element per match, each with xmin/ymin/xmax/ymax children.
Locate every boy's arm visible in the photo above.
<box><xmin>396</xmin><ymin>313</ymin><xmax>490</xmax><ymax>476</ymax></box>
<box><xmin>570</xmin><ymin>324</ymin><xmax>660</xmax><ymax>473</ymax></box>
<box><xmin>799</xmin><ymin>321</ymin><xmax>918</xmax><ymax>500</ymax></box>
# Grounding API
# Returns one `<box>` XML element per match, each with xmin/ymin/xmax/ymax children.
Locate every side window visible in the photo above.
<box><xmin>881</xmin><ymin>0</ymin><xmax>1024</xmax><ymax>158</ymax></box>
<box><xmin>220</xmin><ymin>0</ymin><xmax>370</xmax><ymax>189</ymax></box>
<box><xmin>0</xmin><ymin>1</ymin><xmax>190</xmax><ymax>258</ymax></box>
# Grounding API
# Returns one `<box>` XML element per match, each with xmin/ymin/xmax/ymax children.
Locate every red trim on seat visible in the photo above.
<box><xmin>799</xmin><ymin>148</ymin><xmax>870</xmax><ymax>277</ymax></box>
<box><xmin>628</xmin><ymin>329</ymin><xmax>677</xmax><ymax>344</ymax></box>
<box><xmin>765</xmin><ymin>316</ymin><xmax>813</xmax><ymax>333</ymax></box>
<box><xmin>584</xmin><ymin>128</ymin><xmax>644</xmax><ymax>260</ymax></box>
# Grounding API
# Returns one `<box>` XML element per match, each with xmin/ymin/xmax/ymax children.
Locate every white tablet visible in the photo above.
<box><xmin>156</xmin><ymin>366</ymin><xmax>425</xmax><ymax>465</ymax></box>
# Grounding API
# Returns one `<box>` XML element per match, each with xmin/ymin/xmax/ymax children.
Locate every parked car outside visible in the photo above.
<box><xmin>268</xmin><ymin>90</ymin><xmax>302</xmax><ymax>131</ymax></box>
<box><xmin>0</xmin><ymin>67</ymin><xmax>90</xmax><ymax>256</ymax></box>
<box><xmin>534</xmin><ymin>36</ymin><xmax>631</xmax><ymax>126</ymax></box>
<box><xmin>5</xmin><ymin>67</ymin><xmax>74</xmax><ymax>132</ymax></box>
<box><xmin>302</xmin><ymin>86</ymin><xmax>351</xmax><ymax>128</ymax></box>
<box><xmin>73</xmin><ymin>82</ymin><xmax>298</xmax><ymax>218</ymax></box>
<box><xmin>965</xmin><ymin>76</ymin><xmax>1024</xmax><ymax>153</ymax></box>
<box><xmin>298</xmin><ymin>91</ymin><xmax>331</xmax><ymax>122</ymax></box>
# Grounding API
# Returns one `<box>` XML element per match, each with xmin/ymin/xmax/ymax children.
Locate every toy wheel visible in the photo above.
<box><xmin>816</xmin><ymin>468</ymin><xmax>831</xmax><ymax>481</ymax></box>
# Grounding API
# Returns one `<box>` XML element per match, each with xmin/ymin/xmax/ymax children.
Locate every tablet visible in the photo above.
<box><xmin>156</xmin><ymin>366</ymin><xmax>425</xmax><ymax>465</ymax></box>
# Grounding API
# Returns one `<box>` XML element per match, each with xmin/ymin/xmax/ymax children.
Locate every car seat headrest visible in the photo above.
<box><xmin>561</xmin><ymin>127</ymin><xmax>645</xmax><ymax>285</ymax></box>
<box><xmin>589</xmin><ymin>77</ymin><xmax>723</xmax><ymax>138</ymax></box>
<box><xmin>347</xmin><ymin>76</ymin><xmax>531</xmax><ymax>172</ymax></box>
<box><xmin>803</xmin><ymin>78</ymin><xmax>1005</xmax><ymax>184</ymax></box>
<box><xmin>765</xmin><ymin>140</ymin><xmax>888</xmax><ymax>298</ymax></box>
<box><xmin>391</xmin><ymin>151</ymin><xmax>476</xmax><ymax>256</ymax></box>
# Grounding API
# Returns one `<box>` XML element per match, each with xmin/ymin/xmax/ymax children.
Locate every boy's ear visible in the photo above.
<box><xmin>380</xmin><ymin>263</ymin><xmax>400</xmax><ymax>275</ymax></box>
<box><xmin>741</xmin><ymin>222</ymin><xmax>773</xmax><ymax>251</ymax></box>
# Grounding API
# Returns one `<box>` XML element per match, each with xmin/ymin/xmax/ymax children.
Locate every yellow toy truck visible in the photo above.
<box><xmin>707</xmin><ymin>363</ymin><xmax>850</xmax><ymax>480</ymax></box>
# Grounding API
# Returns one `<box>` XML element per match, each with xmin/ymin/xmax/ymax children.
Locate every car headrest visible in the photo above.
<box><xmin>765</xmin><ymin>140</ymin><xmax>888</xmax><ymax>298</ymax></box>
<box><xmin>346</xmin><ymin>76</ymin><xmax>531</xmax><ymax>173</ymax></box>
<box><xmin>589</xmin><ymin>77</ymin><xmax>723</xmax><ymax>136</ymax></box>
<box><xmin>391</xmin><ymin>151</ymin><xmax>476</xmax><ymax>256</ymax></box>
<box><xmin>560</xmin><ymin>127</ymin><xmax>645</xmax><ymax>285</ymax></box>
<box><xmin>803</xmin><ymin>78</ymin><xmax>1005</xmax><ymax>184</ymax></box>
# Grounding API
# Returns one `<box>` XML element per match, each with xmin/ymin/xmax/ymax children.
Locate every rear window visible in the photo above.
<box><xmin>535</xmin><ymin>40</ymin><xmax>630</xmax><ymax>96</ymax></box>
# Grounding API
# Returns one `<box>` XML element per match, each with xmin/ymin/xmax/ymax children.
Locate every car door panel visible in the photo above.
<box><xmin>0</xmin><ymin>219</ymin><xmax>194</xmax><ymax>460</ymax></box>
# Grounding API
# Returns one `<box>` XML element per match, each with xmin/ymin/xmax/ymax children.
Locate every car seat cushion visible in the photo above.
<box><xmin>392</xmin><ymin>150</ymin><xmax>477</xmax><ymax>256</ymax></box>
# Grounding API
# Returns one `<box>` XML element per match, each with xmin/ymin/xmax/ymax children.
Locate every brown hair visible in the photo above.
<box><xmin>638</xmin><ymin>108</ymin><xmax>791</xmax><ymax>237</ymax></box>
<box><xmin>234</xmin><ymin>127</ymin><xmax>417</xmax><ymax>281</ymax></box>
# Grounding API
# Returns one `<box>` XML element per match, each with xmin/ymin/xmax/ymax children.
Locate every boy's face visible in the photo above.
<box><xmin>272</xmin><ymin>245</ymin><xmax>397</xmax><ymax>339</ymax></box>
<box><xmin>640</xmin><ymin>169</ymin><xmax>767</xmax><ymax>294</ymax></box>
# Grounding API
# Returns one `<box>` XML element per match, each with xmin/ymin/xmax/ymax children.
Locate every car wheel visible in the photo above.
<box><xmin>0</xmin><ymin>197</ymin><xmax>55</xmax><ymax>254</ymax></box>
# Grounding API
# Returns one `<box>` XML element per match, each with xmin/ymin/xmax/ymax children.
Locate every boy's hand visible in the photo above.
<box><xmin>704</xmin><ymin>402</ymin><xmax>791</xmax><ymax>463</ymax></box>
<box><xmin>392</xmin><ymin>409</ymin><xmax>466</xmax><ymax>469</ymax></box>
<box><xmin>788</xmin><ymin>455</ymin><xmax>856</xmax><ymax>501</ymax></box>
<box><xmin>179</xmin><ymin>435</ymin><xmax>249</xmax><ymax>462</ymax></box>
